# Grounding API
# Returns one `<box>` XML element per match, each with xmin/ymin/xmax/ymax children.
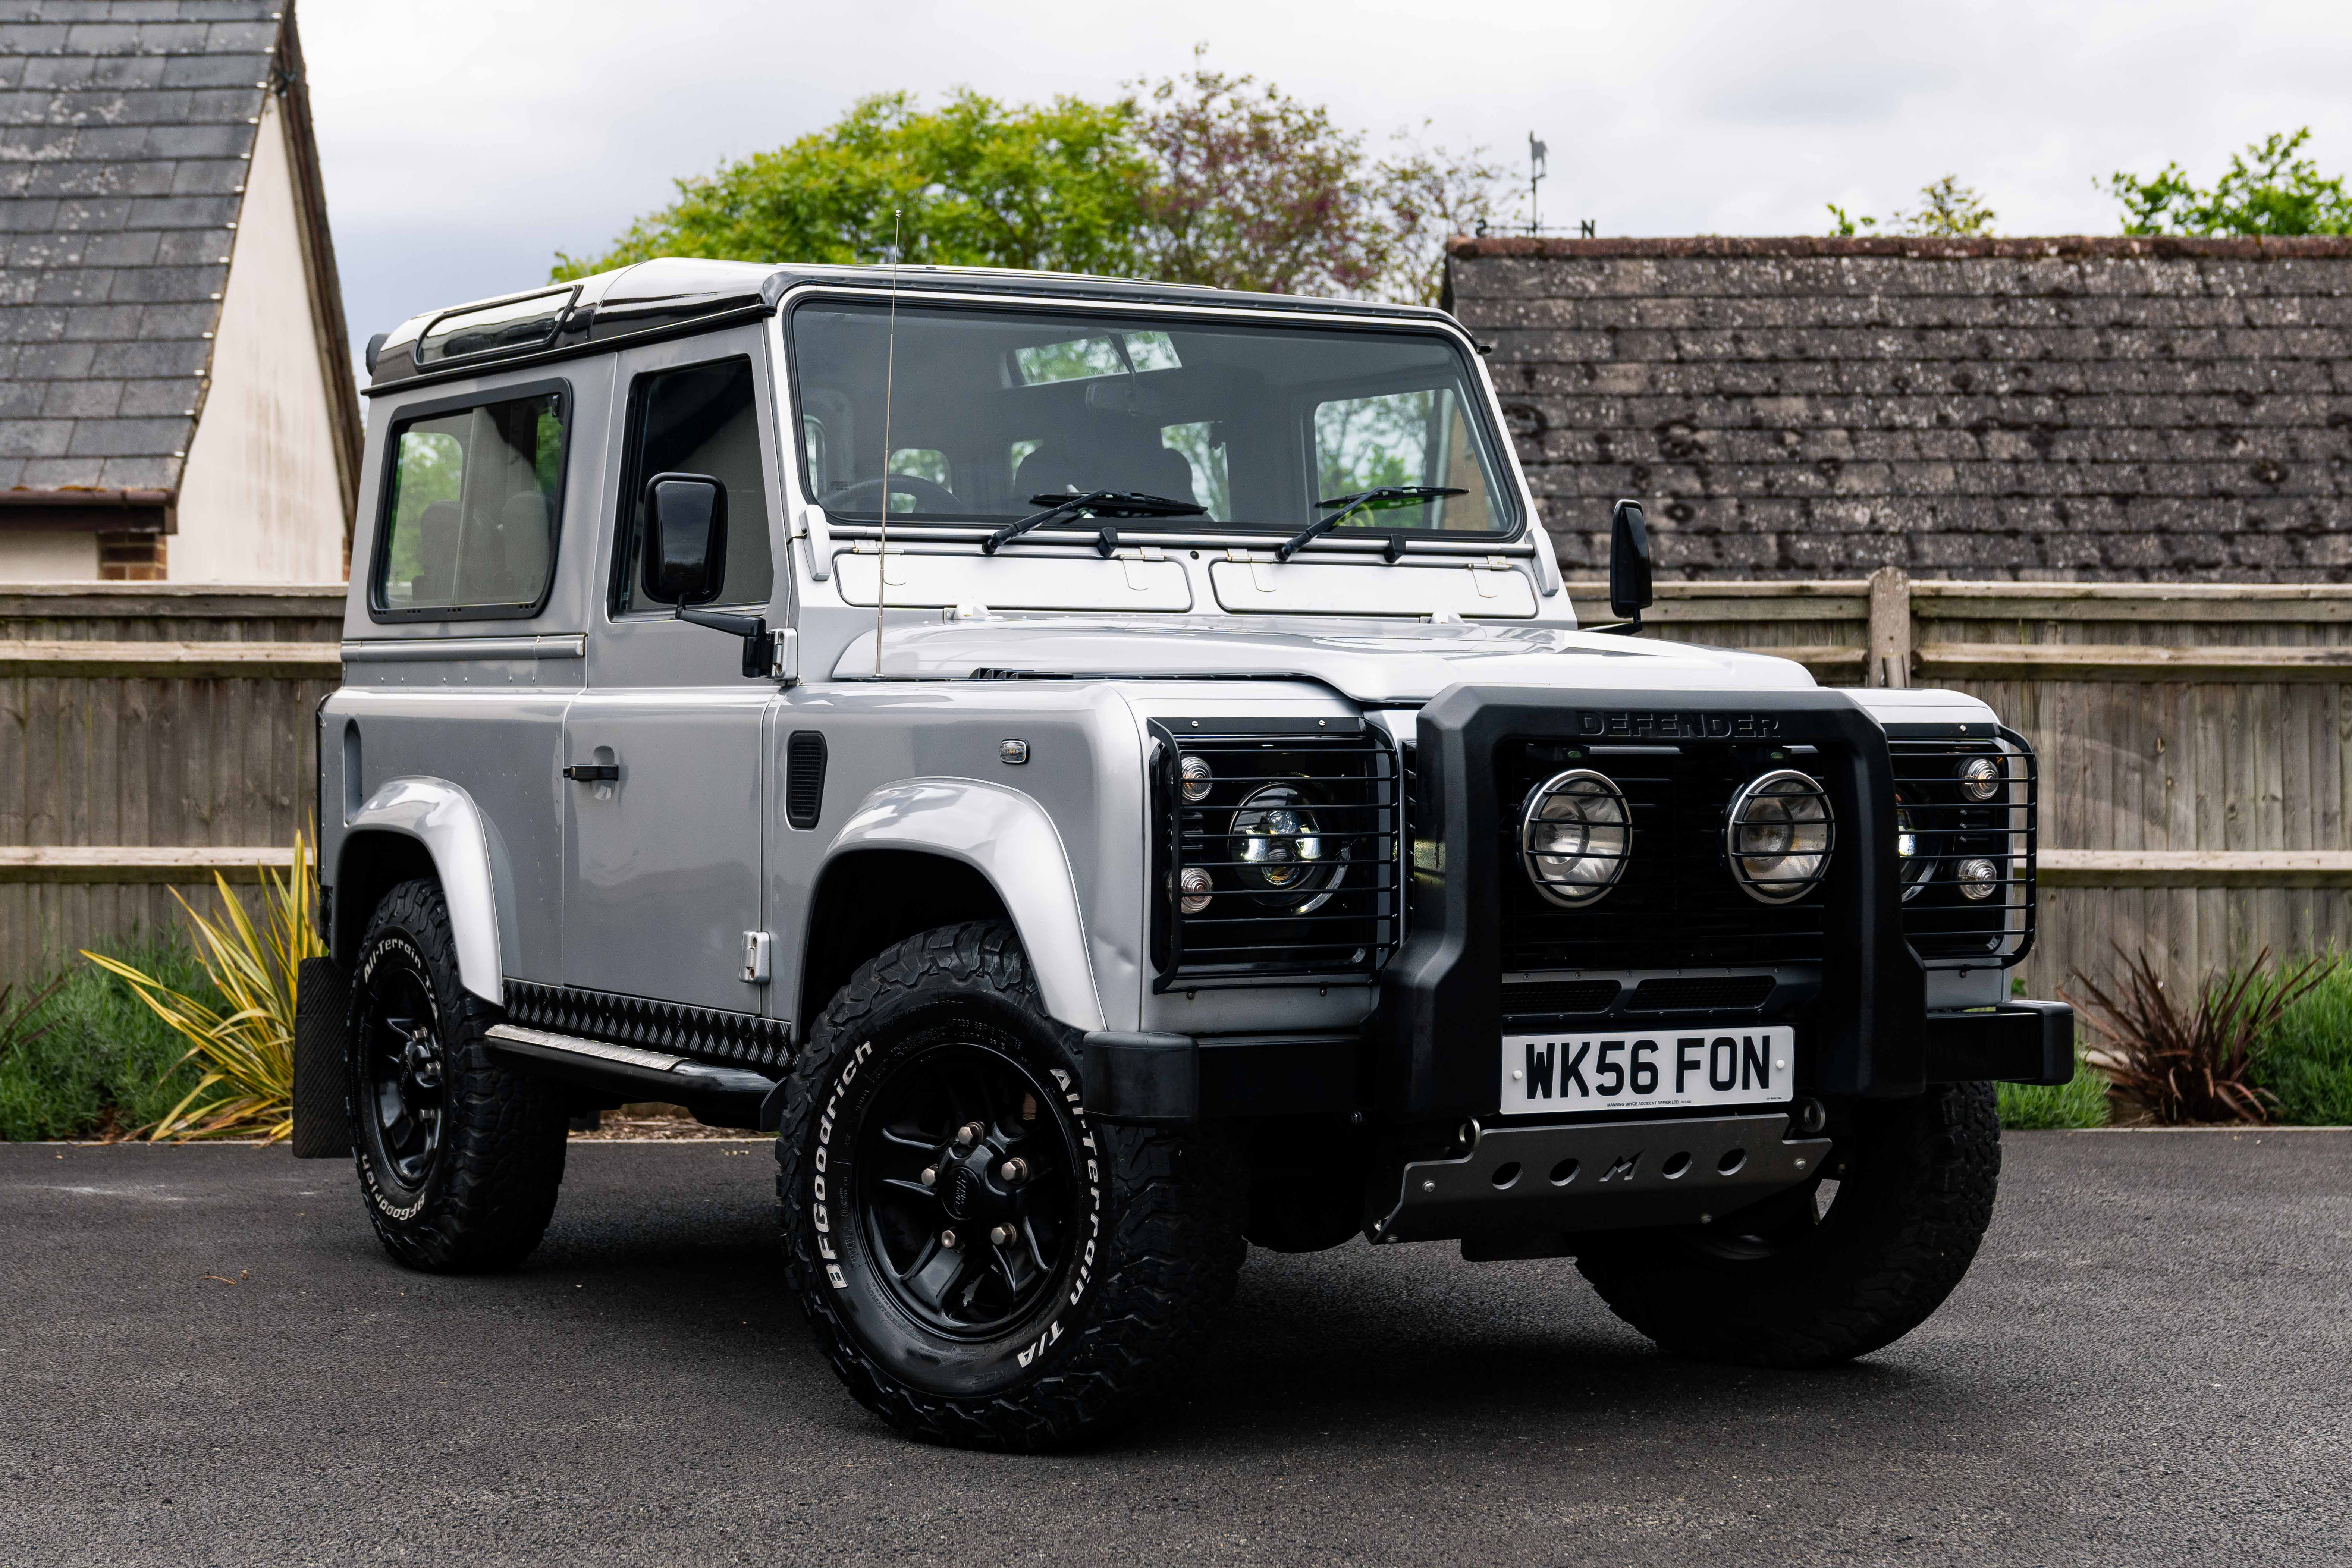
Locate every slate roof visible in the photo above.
<box><xmin>0</xmin><ymin>1</ymin><xmax>291</xmax><ymax>497</ymax></box>
<box><xmin>1447</xmin><ymin>235</ymin><xmax>2352</xmax><ymax>583</ymax></box>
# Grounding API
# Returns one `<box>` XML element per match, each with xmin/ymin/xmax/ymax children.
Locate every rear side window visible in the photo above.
<box><xmin>374</xmin><ymin>386</ymin><xmax>567</xmax><ymax>618</ymax></box>
<box><xmin>614</xmin><ymin>358</ymin><xmax>774</xmax><ymax>613</ymax></box>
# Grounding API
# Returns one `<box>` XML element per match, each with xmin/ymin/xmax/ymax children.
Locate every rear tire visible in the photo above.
<box><xmin>1574</xmin><ymin>1082</ymin><xmax>2000</xmax><ymax>1366</ymax></box>
<box><xmin>346</xmin><ymin>878</ymin><xmax>569</xmax><ymax>1272</ymax></box>
<box><xmin>777</xmin><ymin>921</ymin><xmax>1246</xmax><ymax>1451</ymax></box>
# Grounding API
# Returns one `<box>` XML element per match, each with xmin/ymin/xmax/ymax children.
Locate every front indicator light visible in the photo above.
<box><xmin>1956</xmin><ymin>857</ymin><xmax>2002</xmax><ymax>901</ymax></box>
<box><xmin>1178</xmin><ymin>866</ymin><xmax>1213</xmax><ymax>914</ymax></box>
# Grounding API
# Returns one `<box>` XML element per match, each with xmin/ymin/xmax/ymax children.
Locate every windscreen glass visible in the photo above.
<box><xmin>788</xmin><ymin>301</ymin><xmax>1514</xmax><ymax>537</ymax></box>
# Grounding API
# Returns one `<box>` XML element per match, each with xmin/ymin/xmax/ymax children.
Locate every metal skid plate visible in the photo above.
<box><xmin>1372</xmin><ymin>1112</ymin><xmax>1832</xmax><ymax>1244</ymax></box>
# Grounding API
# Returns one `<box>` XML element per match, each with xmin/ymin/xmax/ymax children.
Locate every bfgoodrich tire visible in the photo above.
<box><xmin>346</xmin><ymin>877</ymin><xmax>569</xmax><ymax>1272</ymax></box>
<box><xmin>777</xmin><ymin>921</ymin><xmax>1246</xmax><ymax>1451</ymax></box>
<box><xmin>1573</xmin><ymin>1081</ymin><xmax>2001</xmax><ymax>1367</ymax></box>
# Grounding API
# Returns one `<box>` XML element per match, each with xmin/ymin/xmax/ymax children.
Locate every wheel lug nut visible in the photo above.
<box><xmin>999</xmin><ymin>1157</ymin><xmax>1029</xmax><ymax>1183</ymax></box>
<box><xmin>989</xmin><ymin>1225</ymin><xmax>1014</xmax><ymax>1246</ymax></box>
<box><xmin>920</xmin><ymin>1167</ymin><xmax>937</xmax><ymax>1187</ymax></box>
<box><xmin>955</xmin><ymin>1122</ymin><xmax>982</xmax><ymax>1148</ymax></box>
<box><xmin>939</xmin><ymin>1229</ymin><xmax>960</xmax><ymax>1250</ymax></box>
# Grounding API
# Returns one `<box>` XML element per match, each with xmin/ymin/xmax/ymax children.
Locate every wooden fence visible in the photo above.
<box><xmin>0</xmin><ymin>584</ymin><xmax>341</xmax><ymax>990</ymax></box>
<box><xmin>6</xmin><ymin>577</ymin><xmax>2349</xmax><ymax>1003</ymax></box>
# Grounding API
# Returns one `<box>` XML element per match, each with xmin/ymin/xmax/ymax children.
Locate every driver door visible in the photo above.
<box><xmin>563</xmin><ymin>327</ymin><xmax>784</xmax><ymax>1013</ymax></box>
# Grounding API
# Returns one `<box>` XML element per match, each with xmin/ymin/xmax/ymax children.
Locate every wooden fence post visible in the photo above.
<box><xmin>1867</xmin><ymin>566</ymin><xmax>1912</xmax><ymax>688</ymax></box>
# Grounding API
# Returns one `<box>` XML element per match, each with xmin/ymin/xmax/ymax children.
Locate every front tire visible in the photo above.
<box><xmin>777</xmin><ymin>921</ymin><xmax>1246</xmax><ymax>1451</ymax></box>
<box><xmin>1574</xmin><ymin>1082</ymin><xmax>2001</xmax><ymax>1367</ymax></box>
<box><xmin>346</xmin><ymin>877</ymin><xmax>569</xmax><ymax>1272</ymax></box>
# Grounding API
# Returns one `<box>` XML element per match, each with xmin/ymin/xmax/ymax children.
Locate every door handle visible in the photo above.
<box><xmin>563</xmin><ymin>763</ymin><xmax>619</xmax><ymax>782</ymax></box>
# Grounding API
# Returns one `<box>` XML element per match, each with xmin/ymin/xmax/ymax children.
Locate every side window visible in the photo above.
<box><xmin>616</xmin><ymin>358</ymin><xmax>774</xmax><ymax>613</ymax></box>
<box><xmin>1311</xmin><ymin>387</ymin><xmax>1499</xmax><ymax>532</ymax></box>
<box><xmin>374</xmin><ymin>388</ymin><xmax>565</xmax><ymax>617</ymax></box>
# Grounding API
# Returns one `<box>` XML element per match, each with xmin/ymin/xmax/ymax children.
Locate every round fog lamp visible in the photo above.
<box><xmin>1178</xmin><ymin>866</ymin><xmax>1214</xmax><ymax>914</ymax></box>
<box><xmin>1958</xmin><ymin>755</ymin><xmax>2003</xmax><ymax>801</ymax></box>
<box><xmin>1178</xmin><ymin>754</ymin><xmax>1214</xmax><ymax>804</ymax></box>
<box><xmin>1956</xmin><ymin>856</ymin><xmax>2002</xmax><ymax>901</ymax></box>
<box><xmin>1519</xmin><ymin>769</ymin><xmax>1632</xmax><ymax>907</ymax></box>
<box><xmin>1725</xmin><ymin>770</ymin><xmax>1833</xmax><ymax>905</ymax></box>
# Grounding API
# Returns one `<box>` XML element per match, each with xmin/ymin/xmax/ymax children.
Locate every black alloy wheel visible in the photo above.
<box><xmin>345</xmin><ymin>877</ymin><xmax>569</xmax><ymax>1272</ymax></box>
<box><xmin>355</xmin><ymin>940</ymin><xmax>446</xmax><ymax>1197</ymax></box>
<box><xmin>854</xmin><ymin>1038</ymin><xmax>1078</xmax><ymax>1339</ymax></box>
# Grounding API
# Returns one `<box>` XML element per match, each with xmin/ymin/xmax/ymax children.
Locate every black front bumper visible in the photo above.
<box><xmin>1080</xmin><ymin>999</ymin><xmax>2074</xmax><ymax>1124</ymax></box>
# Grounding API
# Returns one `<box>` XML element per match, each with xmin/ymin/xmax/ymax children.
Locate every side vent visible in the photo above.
<box><xmin>785</xmin><ymin>731</ymin><xmax>827</xmax><ymax>830</ymax></box>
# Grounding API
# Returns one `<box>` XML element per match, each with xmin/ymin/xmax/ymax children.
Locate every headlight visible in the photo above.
<box><xmin>1725</xmin><ymin>770</ymin><xmax>1833</xmax><ymax>905</ymax></box>
<box><xmin>1231</xmin><ymin>783</ymin><xmax>1341</xmax><ymax>912</ymax></box>
<box><xmin>1895</xmin><ymin>792</ymin><xmax>1932</xmax><ymax>902</ymax></box>
<box><xmin>1957</xmin><ymin>755</ymin><xmax>2003</xmax><ymax>801</ymax></box>
<box><xmin>1518</xmin><ymin>769</ymin><xmax>1631</xmax><ymax>907</ymax></box>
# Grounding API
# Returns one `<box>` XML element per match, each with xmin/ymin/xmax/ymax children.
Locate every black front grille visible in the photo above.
<box><xmin>1155</xmin><ymin>723</ymin><xmax>1401</xmax><ymax>988</ymax></box>
<box><xmin>1626</xmin><ymin>975</ymin><xmax>1776</xmax><ymax>1012</ymax></box>
<box><xmin>1889</xmin><ymin>731</ymin><xmax>2037</xmax><ymax>968</ymax></box>
<box><xmin>1497</xmin><ymin>740</ymin><xmax>1828</xmax><ymax>972</ymax></box>
<box><xmin>1501</xmin><ymin>979</ymin><xmax>1621</xmax><ymax>1016</ymax></box>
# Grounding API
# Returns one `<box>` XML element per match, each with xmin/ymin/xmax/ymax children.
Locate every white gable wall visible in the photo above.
<box><xmin>172</xmin><ymin>92</ymin><xmax>349</xmax><ymax>584</ymax></box>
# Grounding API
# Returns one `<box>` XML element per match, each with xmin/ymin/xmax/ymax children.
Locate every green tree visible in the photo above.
<box><xmin>2106</xmin><ymin>129</ymin><xmax>2352</xmax><ymax>236</ymax></box>
<box><xmin>555</xmin><ymin>54</ymin><xmax>1513</xmax><ymax>306</ymax></box>
<box><xmin>1825</xmin><ymin>175</ymin><xmax>1996</xmax><ymax>238</ymax></box>
<box><xmin>552</xmin><ymin>89</ymin><xmax>1150</xmax><ymax>280</ymax></box>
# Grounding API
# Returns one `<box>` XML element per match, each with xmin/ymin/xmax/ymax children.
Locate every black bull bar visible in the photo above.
<box><xmin>1370</xmin><ymin>684</ymin><xmax>2067</xmax><ymax>1117</ymax></box>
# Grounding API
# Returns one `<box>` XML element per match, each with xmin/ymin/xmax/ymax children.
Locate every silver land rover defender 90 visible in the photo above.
<box><xmin>299</xmin><ymin>258</ymin><xmax>2073</xmax><ymax>1450</ymax></box>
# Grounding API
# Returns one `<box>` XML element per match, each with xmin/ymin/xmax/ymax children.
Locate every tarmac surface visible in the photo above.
<box><xmin>3</xmin><ymin>1129</ymin><xmax>2347</xmax><ymax>1567</ymax></box>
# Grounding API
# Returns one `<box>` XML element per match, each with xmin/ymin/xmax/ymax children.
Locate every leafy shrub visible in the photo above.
<box><xmin>2066</xmin><ymin>947</ymin><xmax>2332</xmax><ymax>1124</ymax></box>
<box><xmin>0</xmin><ymin>940</ymin><xmax>218</xmax><ymax>1141</ymax></box>
<box><xmin>1997</xmin><ymin>1048</ymin><xmax>2112</xmax><ymax>1130</ymax></box>
<box><xmin>2253</xmin><ymin>958</ymin><xmax>2352</xmax><ymax>1126</ymax></box>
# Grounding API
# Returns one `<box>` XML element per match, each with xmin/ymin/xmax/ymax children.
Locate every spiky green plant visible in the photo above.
<box><xmin>0</xmin><ymin>975</ymin><xmax>66</xmax><ymax>1063</ymax></box>
<box><xmin>82</xmin><ymin>836</ymin><xmax>323</xmax><ymax>1142</ymax></box>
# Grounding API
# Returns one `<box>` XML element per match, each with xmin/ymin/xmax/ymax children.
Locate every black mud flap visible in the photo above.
<box><xmin>292</xmin><ymin>955</ymin><xmax>352</xmax><ymax>1158</ymax></box>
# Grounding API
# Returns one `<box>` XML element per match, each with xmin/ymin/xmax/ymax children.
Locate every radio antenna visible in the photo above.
<box><xmin>874</xmin><ymin>209</ymin><xmax>902</xmax><ymax>678</ymax></box>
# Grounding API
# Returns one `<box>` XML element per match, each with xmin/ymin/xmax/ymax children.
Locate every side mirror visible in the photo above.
<box><xmin>1608</xmin><ymin>498</ymin><xmax>1653</xmax><ymax>624</ymax></box>
<box><xmin>644</xmin><ymin>472</ymin><xmax>727</xmax><ymax>606</ymax></box>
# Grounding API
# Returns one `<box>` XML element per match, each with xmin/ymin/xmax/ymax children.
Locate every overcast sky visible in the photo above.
<box><xmin>299</xmin><ymin>0</ymin><xmax>2352</xmax><ymax>360</ymax></box>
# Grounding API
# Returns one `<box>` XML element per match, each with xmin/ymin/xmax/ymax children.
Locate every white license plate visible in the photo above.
<box><xmin>1500</xmin><ymin>1026</ymin><xmax>1795</xmax><ymax>1115</ymax></box>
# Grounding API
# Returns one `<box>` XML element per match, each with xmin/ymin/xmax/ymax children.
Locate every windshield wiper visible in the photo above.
<box><xmin>980</xmin><ymin>491</ymin><xmax>1206</xmax><ymax>555</ymax></box>
<box><xmin>1275</xmin><ymin>486</ymin><xmax>1467</xmax><ymax>561</ymax></box>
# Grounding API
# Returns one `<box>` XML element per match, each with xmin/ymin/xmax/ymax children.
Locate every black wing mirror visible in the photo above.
<box><xmin>644</xmin><ymin>471</ymin><xmax>781</xmax><ymax>679</ymax></box>
<box><xmin>1607</xmin><ymin>497</ymin><xmax>1653</xmax><ymax>632</ymax></box>
<box><xmin>644</xmin><ymin>472</ymin><xmax>727</xmax><ymax>606</ymax></box>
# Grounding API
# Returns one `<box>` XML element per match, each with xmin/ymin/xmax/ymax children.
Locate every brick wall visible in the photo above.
<box><xmin>1445</xmin><ymin>236</ymin><xmax>2352</xmax><ymax>581</ymax></box>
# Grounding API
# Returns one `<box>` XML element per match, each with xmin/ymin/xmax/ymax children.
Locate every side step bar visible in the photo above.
<box><xmin>484</xmin><ymin>1023</ymin><xmax>776</xmax><ymax>1130</ymax></box>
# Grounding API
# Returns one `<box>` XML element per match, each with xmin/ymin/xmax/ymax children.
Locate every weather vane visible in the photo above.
<box><xmin>1529</xmin><ymin>132</ymin><xmax>1548</xmax><ymax>235</ymax></box>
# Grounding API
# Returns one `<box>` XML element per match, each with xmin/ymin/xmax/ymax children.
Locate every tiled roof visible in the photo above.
<box><xmin>0</xmin><ymin>1</ymin><xmax>286</xmax><ymax>496</ymax></box>
<box><xmin>1447</xmin><ymin>235</ymin><xmax>2352</xmax><ymax>583</ymax></box>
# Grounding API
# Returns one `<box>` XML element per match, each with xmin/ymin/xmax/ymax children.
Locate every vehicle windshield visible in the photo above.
<box><xmin>787</xmin><ymin>299</ymin><xmax>1516</xmax><ymax>538</ymax></box>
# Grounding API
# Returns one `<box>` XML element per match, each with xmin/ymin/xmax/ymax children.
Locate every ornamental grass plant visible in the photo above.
<box><xmin>2252</xmin><ymin>957</ymin><xmax>2352</xmax><ymax>1126</ymax></box>
<box><xmin>82</xmin><ymin>836</ymin><xmax>323</xmax><ymax>1143</ymax></box>
<box><xmin>1996</xmin><ymin>1048</ymin><xmax>2112</xmax><ymax>1130</ymax></box>
<box><xmin>2064</xmin><ymin>946</ymin><xmax>2332</xmax><ymax>1125</ymax></box>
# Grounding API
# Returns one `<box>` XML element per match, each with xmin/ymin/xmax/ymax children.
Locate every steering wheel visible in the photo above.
<box><xmin>820</xmin><ymin>474</ymin><xmax>961</xmax><ymax>513</ymax></box>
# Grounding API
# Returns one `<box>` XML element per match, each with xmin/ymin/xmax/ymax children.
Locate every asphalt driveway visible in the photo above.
<box><xmin>3</xmin><ymin>1130</ymin><xmax>2347</xmax><ymax>1567</ymax></box>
